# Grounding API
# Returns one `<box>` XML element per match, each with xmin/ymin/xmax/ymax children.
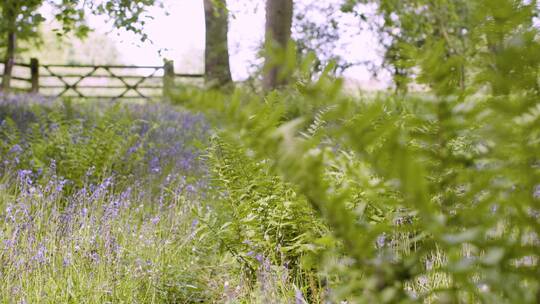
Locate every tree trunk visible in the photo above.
<box><xmin>263</xmin><ymin>0</ymin><xmax>293</xmax><ymax>91</ymax></box>
<box><xmin>1</xmin><ymin>31</ymin><xmax>16</xmax><ymax>92</ymax></box>
<box><xmin>204</xmin><ymin>0</ymin><xmax>232</xmax><ymax>88</ymax></box>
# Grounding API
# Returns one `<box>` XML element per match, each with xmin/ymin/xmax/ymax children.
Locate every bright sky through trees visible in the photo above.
<box><xmin>56</xmin><ymin>0</ymin><xmax>389</xmax><ymax>87</ymax></box>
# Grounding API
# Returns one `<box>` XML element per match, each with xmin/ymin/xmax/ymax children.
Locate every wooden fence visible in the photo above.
<box><xmin>0</xmin><ymin>58</ymin><xmax>204</xmax><ymax>100</ymax></box>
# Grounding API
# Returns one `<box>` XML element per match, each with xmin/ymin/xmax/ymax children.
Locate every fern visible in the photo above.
<box><xmin>199</xmin><ymin>134</ymin><xmax>328</xmax><ymax>291</ymax></box>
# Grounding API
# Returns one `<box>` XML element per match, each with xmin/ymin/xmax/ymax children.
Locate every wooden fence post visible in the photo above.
<box><xmin>30</xmin><ymin>58</ymin><xmax>39</xmax><ymax>93</ymax></box>
<box><xmin>163</xmin><ymin>60</ymin><xmax>175</xmax><ymax>100</ymax></box>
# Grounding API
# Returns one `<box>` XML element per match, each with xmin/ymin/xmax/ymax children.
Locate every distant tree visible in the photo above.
<box><xmin>229</xmin><ymin>0</ymin><xmax>357</xmax><ymax>85</ymax></box>
<box><xmin>204</xmin><ymin>0</ymin><xmax>232</xmax><ymax>88</ymax></box>
<box><xmin>263</xmin><ymin>0</ymin><xmax>294</xmax><ymax>91</ymax></box>
<box><xmin>342</xmin><ymin>0</ymin><xmax>472</xmax><ymax>94</ymax></box>
<box><xmin>1</xmin><ymin>0</ymin><xmax>158</xmax><ymax>91</ymax></box>
<box><xmin>293</xmin><ymin>0</ymin><xmax>351</xmax><ymax>74</ymax></box>
<box><xmin>0</xmin><ymin>0</ymin><xmax>45</xmax><ymax>91</ymax></box>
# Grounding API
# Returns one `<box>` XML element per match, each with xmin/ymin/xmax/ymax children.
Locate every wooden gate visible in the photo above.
<box><xmin>0</xmin><ymin>58</ymin><xmax>203</xmax><ymax>100</ymax></box>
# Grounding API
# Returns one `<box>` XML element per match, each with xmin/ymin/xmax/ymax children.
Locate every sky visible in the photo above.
<box><xmin>52</xmin><ymin>0</ymin><xmax>390</xmax><ymax>87</ymax></box>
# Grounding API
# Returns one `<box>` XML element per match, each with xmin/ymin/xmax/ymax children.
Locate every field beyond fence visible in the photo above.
<box><xmin>0</xmin><ymin>59</ymin><xmax>204</xmax><ymax>100</ymax></box>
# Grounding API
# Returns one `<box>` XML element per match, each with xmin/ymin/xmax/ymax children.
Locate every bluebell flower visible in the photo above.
<box><xmin>8</xmin><ymin>144</ymin><xmax>22</xmax><ymax>154</ymax></box>
<box><xmin>150</xmin><ymin>216</ymin><xmax>160</xmax><ymax>225</ymax></box>
<box><xmin>149</xmin><ymin>157</ymin><xmax>161</xmax><ymax>174</ymax></box>
<box><xmin>295</xmin><ymin>289</ymin><xmax>305</xmax><ymax>304</ymax></box>
<box><xmin>191</xmin><ymin>219</ymin><xmax>199</xmax><ymax>230</ymax></box>
<box><xmin>63</xmin><ymin>256</ymin><xmax>71</xmax><ymax>267</ymax></box>
<box><xmin>33</xmin><ymin>245</ymin><xmax>47</xmax><ymax>264</ymax></box>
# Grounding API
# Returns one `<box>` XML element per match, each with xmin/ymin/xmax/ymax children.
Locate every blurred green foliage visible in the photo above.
<box><xmin>175</xmin><ymin>0</ymin><xmax>540</xmax><ymax>302</ymax></box>
<box><xmin>343</xmin><ymin>0</ymin><xmax>540</xmax><ymax>96</ymax></box>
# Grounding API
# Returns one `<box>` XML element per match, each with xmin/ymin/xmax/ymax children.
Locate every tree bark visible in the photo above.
<box><xmin>263</xmin><ymin>0</ymin><xmax>293</xmax><ymax>91</ymax></box>
<box><xmin>204</xmin><ymin>0</ymin><xmax>232</xmax><ymax>88</ymax></box>
<box><xmin>1</xmin><ymin>31</ymin><xmax>16</xmax><ymax>92</ymax></box>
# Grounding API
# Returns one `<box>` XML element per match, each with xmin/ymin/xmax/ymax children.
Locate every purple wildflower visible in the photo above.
<box><xmin>63</xmin><ymin>256</ymin><xmax>71</xmax><ymax>267</ymax></box>
<box><xmin>9</xmin><ymin>144</ymin><xmax>22</xmax><ymax>154</ymax></box>
<box><xmin>191</xmin><ymin>219</ymin><xmax>199</xmax><ymax>230</ymax></box>
<box><xmin>149</xmin><ymin>157</ymin><xmax>161</xmax><ymax>173</ymax></box>
<box><xmin>295</xmin><ymin>288</ymin><xmax>305</xmax><ymax>304</ymax></box>
<box><xmin>376</xmin><ymin>233</ymin><xmax>386</xmax><ymax>248</ymax></box>
<box><xmin>33</xmin><ymin>245</ymin><xmax>47</xmax><ymax>264</ymax></box>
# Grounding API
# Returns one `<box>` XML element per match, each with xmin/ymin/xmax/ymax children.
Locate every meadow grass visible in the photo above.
<box><xmin>0</xmin><ymin>96</ymin><xmax>240</xmax><ymax>303</ymax></box>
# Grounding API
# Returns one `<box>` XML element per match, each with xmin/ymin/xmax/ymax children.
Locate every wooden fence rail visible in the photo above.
<box><xmin>0</xmin><ymin>58</ymin><xmax>204</xmax><ymax>100</ymax></box>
